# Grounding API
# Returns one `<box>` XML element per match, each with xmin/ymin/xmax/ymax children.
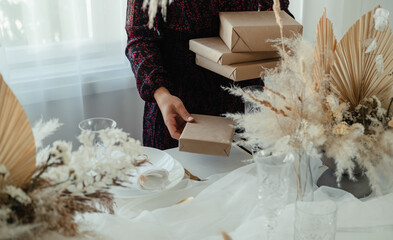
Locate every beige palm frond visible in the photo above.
<box><xmin>0</xmin><ymin>74</ymin><xmax>36</xmax><ymax>187</ymax></box>
<box><xmin>330</xmin><ymin>5</ymin><xmax>393</xmax><ymax>108</ymax></box>
<box><xmin>312</xmin><ymin>8</ymin><xmax>337</xmax><ymax>92</ymax></box>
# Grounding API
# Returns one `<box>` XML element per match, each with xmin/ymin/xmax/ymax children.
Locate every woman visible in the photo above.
<box><xmin>126</xmin><ymin>0</ymin><xmax>292</xmax><ymax>150</ymax></box>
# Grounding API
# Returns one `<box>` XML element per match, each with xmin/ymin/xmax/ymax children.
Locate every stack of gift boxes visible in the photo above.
<box><xmin>179</xmin><ymin>11</ymin><xmax>303</xmax><ymax>157</ymax></box>
<box><xmin>189</xmin><ymin>11</ymin><xmax>303</xmax><ymax>81</ymax></box>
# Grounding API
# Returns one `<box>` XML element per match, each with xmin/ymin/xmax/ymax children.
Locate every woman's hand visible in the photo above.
<box><xmin>154</xmin><ymin>87</ymin><xmax>194</xmax><ymax>139</ymax></box>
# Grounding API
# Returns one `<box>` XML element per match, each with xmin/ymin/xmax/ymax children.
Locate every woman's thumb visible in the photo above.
<box><xmin>178</xmin><ymin>105</ymin><xmax>194</xmax><ymax>122</ymax></box>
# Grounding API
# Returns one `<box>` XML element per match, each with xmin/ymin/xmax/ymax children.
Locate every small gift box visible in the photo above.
<box><xmin>189</xmin><ymin>37</ymin><xmax>279</xmax><ymax>65</ymax></box>
<box><xmin>179</xmin><ymin>114</ymin><xmax>235</xmax><ymax>156</ymax></box>
<box><xmin>219</xmin><ymin>11</ymin><xmax>303</xmax><ymax>52</ymax></box>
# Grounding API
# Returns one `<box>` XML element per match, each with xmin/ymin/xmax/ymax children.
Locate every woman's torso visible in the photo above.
<box><xmin>160</xmin><ymin>0</ymin><xmax>265</xmax><ymax>115</ymax></box>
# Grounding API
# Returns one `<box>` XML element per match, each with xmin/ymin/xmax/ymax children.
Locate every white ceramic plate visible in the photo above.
<box><xmin>110</xmin><ymin>147</ymin><xmax>184</xmax><ymax>198</ymax></box>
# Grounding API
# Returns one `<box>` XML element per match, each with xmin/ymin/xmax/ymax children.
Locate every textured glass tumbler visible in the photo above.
<box><xmin>294</xmin><ymin>200</ymin><xmax>337</xmax><ymax>240</ymax></box>
<box><xmin>254</xmin><ymin>151</ymin><xmax>291</xmax><ymax>239</ymax></box>
<box><xmin>78</xmin><ymin>117</ymin><xmax>117</xmax><ymax>146</ymax></box>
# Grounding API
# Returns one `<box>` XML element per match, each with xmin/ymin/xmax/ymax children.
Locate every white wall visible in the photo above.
<box><xmin>289</xmin><ymin>0</ymin><xmax>393</xmax><ymax>42</ymax></box>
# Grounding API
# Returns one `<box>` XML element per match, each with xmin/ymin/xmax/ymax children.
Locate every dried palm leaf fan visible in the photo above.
<box><xmin>0</xmin><ymin>74</ymin><xmax>36</xmax><ymax>187</ymax></box>
<box><xmin>312</xmin><ymin>8</ymin><xmax>337</xmax><ymax>92</ymax></box>
<box><xmin>330</xmin><ymin>5</ymin><xmax>393</xmax><ymax>109</ymax></box>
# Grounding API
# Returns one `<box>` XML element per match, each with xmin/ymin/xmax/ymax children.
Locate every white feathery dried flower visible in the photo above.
<box><xmin>388</xmin><ymin>119</ymin><xmax>393</xmax><ymax>128</ymax></box>
<box><xmin>305</xmin><ymin>123</ymin><xmax>326</xmax><ymax>147</ymax></box>
<box><xmin>53</xmin><ymin>141</ymin><xmax>72</xmax><ymax>165</ymax></box>
<box><xmin>0</xmin><ymin>119</ymin><xmax>146</xmax><ymax>237</ymax></box>
<box><xmin>77</xmin><ymin>132</ymin><xmax>94</xmax><ymax>148</ymax></box>
<box><xmin>333</xmin><ymin>122</ymin><xmax>350</xmax><ymax>135</ymax></box>
<box><xmin>349</xmin><ymin>123</ymin><xmax>365</xmax><ymax>136</ymax></box>
<box><xmin>3</xmin><ymin>186</ymin><xmax>31</xmax><ymax>205</ymax></box>
<box><xmin>53</xmin><ymin>140</ymin><xmax>72</xmax><ymax>153</ymax></box>
<box><xmin>66</xmin><ymin>184</ymin><xmax>84</xmax><ymax>197</ymax></box>
<box><xmin>66</xmin><ymin>185</ymin><xmax>77</xmax><ymax>193</ymax></box>
<box><xmin>331</xmin><ymin>102</ymin><xmax>349</xmax><ymax>123</ymax></box>
<box><xmin>365</xmin><ymin>38</ymin><xmax>377</xmax><ymax>53</ymax></box>
<box><xmin>33</xmin><ymin>118</ymin><xmax>63</xmax><ymax>149</ymax></box>
<box><xmin>326</xmin><ymin>96</ymin><xmax>348</xmax><ymax>123</ymax></box>
<box><xmin>332</xmin><ymin>109</ymin><xmax>343</xmax><ymax>123</ymax></box>
<box><xmin>0</xmin><ymin>207</ymin><xmax>11</xmax><ymax>223</ymax></box>
<box><xmin>373</xmin><ymin>8</ymin><xmax>390</xmax><ymax>32</ymax></box>
<box><xmin>143</xmin><ymin>0</ymin><xmax>173</xmax><ymax>29</ymax></box>
<box><xmin>326</xmin><ymin>95</ymin><xmax>339</xmax><ymax>110</ymax></box>
<box><xmin>84</xmin><ymin>186</ymin><xmax>96</xmax><ymax>195</ymax></box>
<box><xmin>83</xmin><ymin>176</ymin><xmax>94</xmax><ymax>187</ymax></box>
<box><xmin>0</xmin><ymin>164</ymin><xmax>10</xmax><ymax>180</ymax></box>
<box><xmin>273</xmin><ymin>0</ymin><xmax>283</xmax><ymax>28</ymax></box>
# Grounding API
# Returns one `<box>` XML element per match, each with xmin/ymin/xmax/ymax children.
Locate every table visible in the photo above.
<box><xmin>56</xmin><ymin>147</ymin><xmax>393</xmax><ymax>240</ymax></box>
<box><xmin>166</xmin><ymin>145</ymin><xmax>252</xmax><ymax>179</ymax></box>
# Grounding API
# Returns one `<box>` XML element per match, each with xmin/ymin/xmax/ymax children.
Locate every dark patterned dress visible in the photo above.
<box><xmin>126</xmin><ymin>0</ymin><xmax>292</xmax><ymax>150</ymax></box>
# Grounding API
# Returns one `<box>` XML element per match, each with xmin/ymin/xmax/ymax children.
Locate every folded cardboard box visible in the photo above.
<box><xmin>219</xmin><ymin>11</ymin><xmax>303</xmax><ymax>52</ymax></box>
<box><xmin>189</xmin><ymin>37</ymin><xmax>279</xmax><ymax>65</ymax></box>
<box><xmin>195</xmin><ymin>54</ymin><xmax>279</xmax><ymax>81</ymax></box>
<box><xmin>179</xmin><ymin>114</ymin><xmax>235</xmax><ymax>157</ymax></box>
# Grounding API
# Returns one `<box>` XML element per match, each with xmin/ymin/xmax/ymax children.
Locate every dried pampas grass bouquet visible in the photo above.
<box><xmin>227</xmin><ymin>5</ymin><xmax>393</xmax><ymax>195</ymax></box>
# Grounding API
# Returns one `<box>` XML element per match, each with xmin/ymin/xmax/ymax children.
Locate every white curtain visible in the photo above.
<box><xmin>289</xmin><ymin>0</ymin><xmax>393</xmax><ymax>42</ymax></box>
<box><xmin>1</xmin><ymin>0</ymin><xmax>392</xmax><ymax>105</ymax></box>
<box><xmin>0</xmin><ymin>0</ymin><xmax>133</xmax><ymax>105</ymax></box>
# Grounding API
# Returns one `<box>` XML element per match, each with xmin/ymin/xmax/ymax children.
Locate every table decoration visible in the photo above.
<box><xmin>0</xmin><ymin>76</ymin><xmax>146</xmax><ymax>239</ymax></box>
<box><xmin>226</xmin><ymin>4</ymin><xmax>393</xmax><ymax>198</ymax></box>
<box><xmin>1</xmin><ymin>120</ymin><xmax>145</xmax><ymax>239</ymax></box>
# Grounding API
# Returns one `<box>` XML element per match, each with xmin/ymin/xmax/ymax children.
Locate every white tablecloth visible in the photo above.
<box><xmin>44</xmin><ymin>147</ymin><xmax>393</xmax><ymax>240</ymax></box>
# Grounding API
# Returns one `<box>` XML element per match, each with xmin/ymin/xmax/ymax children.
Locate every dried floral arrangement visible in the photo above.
<box><xmin>226</xmin><ymin>5</ymin><xmax>393</xmax><ymax>194</ymax></box>
<box><xmin>0</xmin><ymin>72</ymin><xmax>142</xmax><ymax>239</ymax></box>
<box><xmin>0</xmin><ymin>114</ymin><xmax>144</xmax><ymax>239</ymax></box>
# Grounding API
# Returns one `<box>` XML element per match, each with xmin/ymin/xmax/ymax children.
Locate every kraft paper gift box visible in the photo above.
<box><xmin>189</xmin><ymin>37</ymin><xmax>279</xmax><ymax>65</ymax></box>
<box><xmin>219</xmin><ymin>11</ymin><xmax>303</xmax><ymax>52</ymax></box>
<box><xmin>195</xmin><ymin>54</ymin><xmax>279</xmax><ymax>81</ymax></box>
<box><xmin>179</xmin><ymin>114</ymin><xmax>235</xmax><ymax>157</ymax></box>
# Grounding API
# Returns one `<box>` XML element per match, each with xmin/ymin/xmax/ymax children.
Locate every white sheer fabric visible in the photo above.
<box><xmin>0</xmin><ymin>0</ymin><xmax>133</xmax><ymax>105</ymax></box>
<box><xmin>41</xmin><ymin>161</ymin><xmax>393</xmax><ymax>240</ymax></box>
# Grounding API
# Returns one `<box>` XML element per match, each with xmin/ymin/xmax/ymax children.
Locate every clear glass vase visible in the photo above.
<box><xmin>289</xmin><ymin>149</ymin><xmax>314</xmax><ymax>202</ymax></box>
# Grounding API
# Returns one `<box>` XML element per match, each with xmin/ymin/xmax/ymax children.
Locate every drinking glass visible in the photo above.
<box><xmin>78</xmin><ymin>117</ymin><xmax>117</xmax><ymax>147</ymax></box>
<box><xmin>254</xmin><ymin>151</ymin><xmax>291</xmax><ymax>239</ymax></box>
<box><xmin>294</xmin><ymin>200</ymin><xmax>337</xmax><ymax>240</ymax></box>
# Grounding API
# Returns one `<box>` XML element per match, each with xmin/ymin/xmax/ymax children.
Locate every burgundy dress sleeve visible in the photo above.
<box><xmin>125</xmin><ymin>0</ymin><xmax>172</xmax><ymax>102</ymax></box>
